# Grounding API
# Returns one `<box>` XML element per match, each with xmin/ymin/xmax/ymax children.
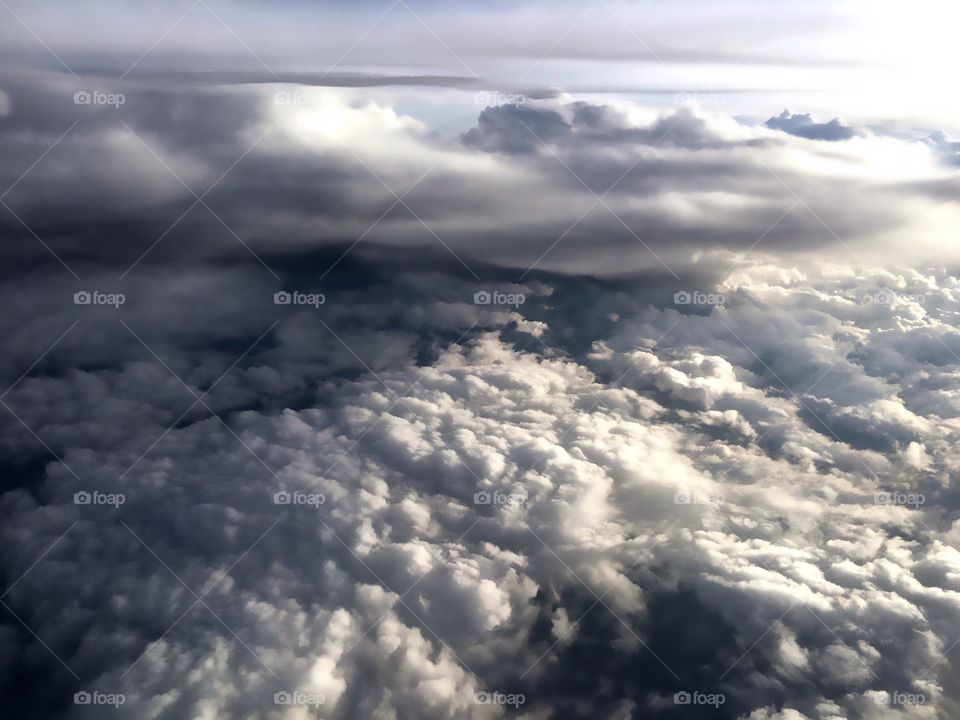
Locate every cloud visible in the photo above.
<box><xmin>925</xmin><ymin>131</ymin><xmax>960</xmax><ymax>166</ymax></box>
<box><xmin>2</xmin><ymin>76</ymin><xmax>958</xmax><ymax>280</ymax></box>
<box><xmin>2</xmin><ymin>2</ymin><xmax>960</xmax><ymax>717</ymax></box>
<box><xmin>2</xmin><ymin>259</ymin><xmax>960</xmax><ymax>717</ymax></box>
<box><xmin>462</xmin><ymin>104</ymin><xmax>572</xmax><ymax>155</ymax></box>
<box><xmin>765</xmin><ymin>110</ymin><xmax>861</xmax><ymax>141</ymax></box>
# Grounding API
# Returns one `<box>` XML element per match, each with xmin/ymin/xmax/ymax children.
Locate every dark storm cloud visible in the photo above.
<box><xmin>520</xmin><ymin>587</ymin><xmax>746</xmax><ymax>719</ymax></box>
<box><xmin>462</xmin><ymin>104</ymin><xmax>572</xmax><ymax>154</ymax></box>
<box><xmin>463</xmin><ymin>102</ymin><xmax>761</xmax><ymax>155</ymax></box>
<box><xmin>765</xmin><ymin>110</ymin><xmax>861</xmax><ymax>141</ymax></box>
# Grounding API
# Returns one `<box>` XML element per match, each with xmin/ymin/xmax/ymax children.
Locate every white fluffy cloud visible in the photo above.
<box><xmin>2</xmin><ymin>263</ymin><xmax>960</xmax><ymax>718</ymax></box>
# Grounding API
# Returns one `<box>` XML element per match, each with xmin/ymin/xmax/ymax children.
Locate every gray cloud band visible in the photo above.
<box><xmin>1</xmin><ymin>75</ymin><xmax>957</xmax><ymax>281</ymax></box>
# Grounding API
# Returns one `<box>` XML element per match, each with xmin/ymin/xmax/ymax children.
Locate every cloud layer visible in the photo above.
<box><xmin>2</xmin><ymin>11</ymin><xmax>960</xmax><ymax>714</ymax></box>
<box><xmin>1</xmin><ymin>75</ymin><xmax>959</xmax><ymax>282</ymax></box>
<box><xmin>2</xmin><ymin>258</ymin><xmax>960</xmax><ymax>718</ymax></box>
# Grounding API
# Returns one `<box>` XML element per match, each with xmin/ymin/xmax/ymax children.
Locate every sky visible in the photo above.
<box><xmin>1</xmin><ymin>1</ymin><xmax>959</xmax><ymax>719</ymax></box>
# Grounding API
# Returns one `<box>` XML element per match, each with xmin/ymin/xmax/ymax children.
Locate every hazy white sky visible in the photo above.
<box><xmin>1</xmin><ymin>0</ymin><xmax>958</xmax><ymax>130</ymax></box>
